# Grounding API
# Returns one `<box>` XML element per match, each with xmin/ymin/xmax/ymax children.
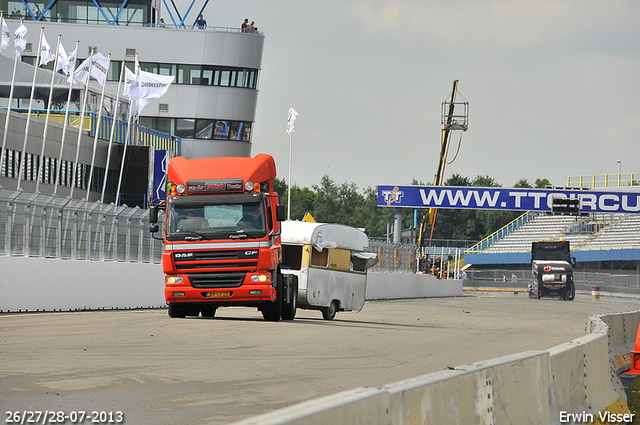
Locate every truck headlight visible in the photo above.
<box><xmin>166</xmin><ymin>276</ymin><xmax>183</xmax><ymax>284</ymax></box>
<box><xmin>176</xmin><ymin>184</ymin><xmax>186</xmax><ymax>194</ymax></box>
<box><xmin>250</xmin><ymin>274</ymin><xmax>271</xmax><ymax>282</ymax></box>
<box><xmin>244</xmin><ymin>181</ymin><xmax>255</xmax><ymax>192</ymax></box>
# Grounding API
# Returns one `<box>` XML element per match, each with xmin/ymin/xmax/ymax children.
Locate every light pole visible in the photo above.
<box><xmin>618</xmin><ymin>159</ymin><xmax>622</xmax><ymax>175</ymax></box>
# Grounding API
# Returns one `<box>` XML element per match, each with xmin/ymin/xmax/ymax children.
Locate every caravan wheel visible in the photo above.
<box><xmin>322</xmin><ymin>300</ymin><xmax>338</xmax><ymax>320</ymax></box>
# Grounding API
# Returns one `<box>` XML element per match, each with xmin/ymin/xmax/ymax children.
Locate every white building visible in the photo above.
<box><xmin>0</xmin><ymin>0</ymin><xmax>264</xmax><ymax>204</ymax></box>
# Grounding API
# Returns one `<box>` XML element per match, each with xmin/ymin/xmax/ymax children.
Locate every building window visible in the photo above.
<box><xmin>195</xmin><ymin>120</ymin><xmax>213</xmax><ymax>139</ymax></box>
<box><xmin>213</xmin><ymin>120</ymin><xmax>229</xmax><ymax>139</ymax></box>
<box><xmin>175</xmin><ymin>118</ymin><xmax>195</xmax><ymax>138</ymax></box>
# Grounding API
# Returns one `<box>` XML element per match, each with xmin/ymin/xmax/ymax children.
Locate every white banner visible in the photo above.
<box><xmin>14</xmin><ymin>23</ymin><xmax>27</xmax><ymax>56</ymax></box>
<box><xmin>286</xmin><ymin>108</ymin><xmax>299</xmax><ymax>134</ymax></box>
<box><xmin>69</xmin><ymin>52</ymin><xmax>110</xmax><ymax>86</ymax></box>
<box><xmin>1</xmin><ymin>18</ymin><xmax>9</xmax><ymax>51</ymax></box>
<box><xmin>39</xmin><ymin>33</ymin><xmax>55</xmax><ymax>66</ymax></box>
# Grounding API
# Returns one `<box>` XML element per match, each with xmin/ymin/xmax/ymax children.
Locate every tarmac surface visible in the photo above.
<box><xmin>1</xmin><ymin>290</ymin><xmax>639</xmax><ymax>424</ymax></box>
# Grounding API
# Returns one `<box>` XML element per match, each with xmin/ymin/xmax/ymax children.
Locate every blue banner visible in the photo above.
<box><xmin>378</xmin><ymin>185</ymin><xmax>640</xmax><ymax>214</ymax></box>
<box><xmin>153</xmin><ymin>149</ymin><xmax>170</xmax><ymax>201</ymax></box>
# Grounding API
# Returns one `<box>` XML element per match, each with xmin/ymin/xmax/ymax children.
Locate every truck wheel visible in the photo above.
<box><xmin>282</xmin><ymin>279</ymin><xmax>297</xmax><ymax>321</ymax></box>
<box><xmin>322</xmin><ymin>300</ymin><xmax>338</xmax><ymax>320</ymax></box>
<box><xmin>168</xmin><ymin>304</ymin><xmax>187</xmax><ymax>318</ymax></box>
<box><xmin>200</xmin><ymin>305</ymin><xmax>217</xmax><ymax>318</ymax></box>
<box><xmin>262</xmin><ymin>274</ymin><xmax>283</xmax><ymax>322</ymax></box>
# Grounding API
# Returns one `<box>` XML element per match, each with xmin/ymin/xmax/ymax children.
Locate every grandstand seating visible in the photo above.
<box><xmin>471</xmin><ymin>212</ymin><xmax>640</xmax><ymax>253</ymax></box>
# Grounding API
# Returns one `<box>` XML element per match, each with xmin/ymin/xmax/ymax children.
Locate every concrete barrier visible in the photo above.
<box><xmin>366</xmin><ymin>272</ymin><xmax>463</xmax><ymax>300</ymax></box>
<box><xmin>231</xmin><ymin>311</ymin><xmax>640</xmax><ymax>425</ymax></box>
<box><xmin>0</xmin><ymin>261</ymin><xmax>461</xmax><ymax>313</ymax></box>
<box><xmin>0</xmin><ymin>256</ymin><xmax>165</xmax><ymax>312</ymax></box>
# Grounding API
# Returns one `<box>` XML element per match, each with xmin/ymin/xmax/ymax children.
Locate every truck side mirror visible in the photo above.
<box><xmin>149</xmin><ymin>205</ymin><xmax>159</xmax><ymax>224</ymax></box>
<box><xmin>276</xmin><ymin>204</ymin><xmax>286</xmax><ymax>222</ymax></box>
<box><xmin>150</xmin><ymin>224</ymin><xmax>159</xmax><ymax>233</ymax></box>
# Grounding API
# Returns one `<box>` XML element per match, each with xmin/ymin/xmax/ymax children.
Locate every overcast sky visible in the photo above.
<box><xmin>181</xmin><ymin>1</ymin><xmax>639</xmax><ymax>191</ymax></box>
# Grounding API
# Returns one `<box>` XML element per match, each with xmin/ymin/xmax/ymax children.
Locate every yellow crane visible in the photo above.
<box><xmin>417</xmin><ymin>79</ymin><xmax>468</xmax><ymax>247</ymax></box>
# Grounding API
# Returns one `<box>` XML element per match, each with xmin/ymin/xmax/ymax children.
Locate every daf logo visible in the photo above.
<box><xmin>175</xmin><ymin>252</ymin><xmax>194</xmax><ymax>258</ymax></box>
<box><xmin>245</xmin><ymin>250</ymin><xmax>258</xmax><ymax>256</ymax></box>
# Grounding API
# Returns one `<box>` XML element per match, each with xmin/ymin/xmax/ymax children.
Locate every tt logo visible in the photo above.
<box><xmin>382</xmin><ymin>187</ymin><xmax>404</xmax><ymax>206</ymax></box>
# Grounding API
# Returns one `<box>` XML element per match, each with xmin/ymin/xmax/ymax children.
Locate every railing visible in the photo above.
<box><xmin>567</xmin><ymin>173</ymin><xmax>639</xmax><ymax>188</ymax></box>
<box><xmin>465</xmin><ymin>211</ymin><xmax>533</xmax><ymax>253</ymax></box>
<box><xmin>9</xmin><ymin>108</ymin><xmax>181</xmax><ymax>156</ymax></box>
<box><xmin>0</xmin><ymin>188</ymin><xmax>163</xmax><ymax>263</ymax></box>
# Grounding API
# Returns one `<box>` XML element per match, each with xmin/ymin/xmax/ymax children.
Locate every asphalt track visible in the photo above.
<box><xmin>1</xmin><ymin>291</ymin><xmax>639</xmax><ymax>425</ymax></box>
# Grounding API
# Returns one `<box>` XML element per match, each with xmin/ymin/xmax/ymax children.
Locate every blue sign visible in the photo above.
<box><xmin>378</xmin><ymin>185</ymin><xmax>640</xmax><ymax>214</ymax></box>
<box><xmin>153</xmin><ymin>150</ymin><xmax>170</xmax><ymax>201</ymax></box>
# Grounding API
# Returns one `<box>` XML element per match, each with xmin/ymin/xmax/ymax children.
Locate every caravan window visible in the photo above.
<box><xmin>310</xmin><ymin>247</ymin><xmax>328</xmax><ymax>267</ymax></box>
<box><xmin>282</xmin><ymin>245</ymin><xmax>303</xmax><ymax>271</ymax></box>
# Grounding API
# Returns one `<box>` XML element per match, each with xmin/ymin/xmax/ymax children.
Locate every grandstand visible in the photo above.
<box><xmin>464</xmin><ymin>211</ymin><xmax>640</xmax><ymax>269</ymax></box>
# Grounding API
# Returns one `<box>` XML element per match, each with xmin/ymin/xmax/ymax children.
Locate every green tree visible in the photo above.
<box><xmin>535</xmin><ymin>178</ymin><xmax>551</xmax><ymax>188</ymax></box>
<box><xmin>514</xmin><ymin>178</ymin><xmax>532</xmax><ymax>188</ymax></box>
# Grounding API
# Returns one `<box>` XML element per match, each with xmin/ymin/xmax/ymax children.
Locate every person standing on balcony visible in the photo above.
<box><xmin>196</xmin><ymin>14</ymin><xmax>207</xmax><ymax>29</ymax></box>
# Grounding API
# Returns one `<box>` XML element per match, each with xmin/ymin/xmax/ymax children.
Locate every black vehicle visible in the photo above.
<box><xmin>529</xmin><ymin>241</ymin><xmax>576</xmax><ymax>300</ymax></box>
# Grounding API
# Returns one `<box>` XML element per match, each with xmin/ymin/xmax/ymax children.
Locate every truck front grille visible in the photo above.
<box><xmin>188</xmin><ymin>272</ymin><xmax>246</xmax><ymax>288</ymax></box>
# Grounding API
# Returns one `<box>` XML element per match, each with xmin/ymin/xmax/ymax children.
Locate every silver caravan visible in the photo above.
<box><xmin>281</xmin><ymin>221</ymin><xmax>377</xmax><ymax>320</ymax></box>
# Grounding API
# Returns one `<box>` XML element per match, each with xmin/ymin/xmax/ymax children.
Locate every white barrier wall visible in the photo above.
<box><xmin>0</xmin><ymin>260</ymin><xmax>462</xmax><ymax>313</ymax></box>
<box><xmin>0</xmin><ymin>256</ymin><xmax>165</xmax><ymax>312</ymax></box>
<box><xmin>366</xmin><ymin>273</ymin><xmax>463</xmax><ymax>299</ymax></box>
<box><xmin>231</xmin><ymin>311</ymin><xmax>639</xmax><ymax>425</ymax></box>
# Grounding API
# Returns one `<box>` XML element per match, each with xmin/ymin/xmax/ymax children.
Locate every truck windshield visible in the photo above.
<box><xmin>166</xmin><ymin>201</ymin><xmax>267</xmax><ymax>241</ymax></box>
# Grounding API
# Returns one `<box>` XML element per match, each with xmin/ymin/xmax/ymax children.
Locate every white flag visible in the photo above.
<box><xmin>39</xmin><ymin>33</ymin><xmax>55</xmax><ymax>66</ymax></box>
<box><xmin>136</xmin><ymin>70</ymin><xmax>174</xmax><ymax>100</ymax></box>
<box><xmin>286</xmin><ymin>108</ymin><xmax>299</xmax><ymax>134</ymax></box>
<box><xmin>123</xmin><ymin>66</ymin><xmax>140</xmax><ymax>99</ymax></box>
<box><xmin>14</xmin><ymin>23</ymin><xmax>27</xmax><ymax>56</ymax></box>
<box><xmin>1</xmin><ymin>18</ymin><xmax>9</xmax><ymax>51</ymax></box>
<box><xmin>61</xmin><ymin>44</ymin><xmax>78</xmax><ymax>76</ymax></box>
<box><xmin>68</xmin><ymin>52</ymin><xmax>110</xmax><ymax>86</ymax></box>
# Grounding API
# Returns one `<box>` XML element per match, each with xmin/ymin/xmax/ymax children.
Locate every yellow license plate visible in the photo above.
<box><xmin>206</xmin><ymin>291</ymin><xmax>232</xmax><ymax>298</ymax></box>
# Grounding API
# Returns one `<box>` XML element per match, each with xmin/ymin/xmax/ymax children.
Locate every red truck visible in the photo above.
<box><xmin>149</xmin><ymin>154</ymin><xmax>298</xmax><ymax>321</ymax></box>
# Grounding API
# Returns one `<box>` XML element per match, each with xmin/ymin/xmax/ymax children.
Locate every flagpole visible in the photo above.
<box><xmin>101</xmin><ymin>59</ymin><xmax>125</xmax><ymax>204</ymax></box>
<box><xmin>0</xmin><ymin>18</ymin><xmax>23</xmax><ymax>189</ymax></box>
<box><xmin>85</xmin><ymin>52</ymin><xmax>111</xmax><ymax>201</ymax></box>
<box><xmin>53</xmin><ymin>40</ymin><xmax>79</xmax><ymax>196</ymax></box>
<box><xmin>287</xmin><ymin>133</ymin><xmax>292</xmax><ymax>220</ymax></box>
<box><xmin>16</xmin><ymin>26</ymin><xmax>45</xmax><ymax>191</ymax></box>
<box><xmin>35</xmin><ymin>33</ymin><xmax>62</xmax><ymax>194</ymax></box>
<box><xmin>69</xmin><ymin>47</ymin><xmax>95</xmax><ymax>199</ymax></box>
<box><xmin>116</xmin><ymin>54</ymin><xmax>139</xmax><ymax>206</ymax></box>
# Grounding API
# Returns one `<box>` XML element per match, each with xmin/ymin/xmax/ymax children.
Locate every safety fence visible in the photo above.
<box><xmin>465</xmin><ymin>268</ymin><xmax>640</xmax><ymax>293</ymax></box>
<box><xmin>369</xmin><ymin>241</ymin><xmax>465</xmax><ymax>275</ymax></box>
<box><xmin>0</xmin><ymin>188</ymin><xmax>163</xmax><ymax>263</ymax></box>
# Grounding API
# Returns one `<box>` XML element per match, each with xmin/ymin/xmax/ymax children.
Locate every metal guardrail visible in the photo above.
<box><xmin>0</xmin><ymin>189</ymin><xmax>163</xmax><ymax>263</ymax></box>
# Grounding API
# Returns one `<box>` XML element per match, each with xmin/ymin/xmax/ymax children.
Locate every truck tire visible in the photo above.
<box><xmin>200</xmin><ymin>305</ymin><xmax>217</xmax><ymax>318</ymax></box>
<box><xmin>261</xmin><ymin>273</ymin><xmax>283</xmax><ymax>322</ymax></box>
<box><xmin>566</xmin><ymin>284</ymin><xmax>575</xmax><ymax>301</ymax></box>
<box><xmin>168</xmin><ymin>304</ymin><xmax>187</xmax><ymax>318</ymax></box>
<box><xmin>322</xmin><ymin>300</ymin><xmax>338</xmax><ymax>320</ymax></box>
<box><xmin>282</xmin><ymin>278</ymin><xmax>297</xmax><ymax>321</ymax></box>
